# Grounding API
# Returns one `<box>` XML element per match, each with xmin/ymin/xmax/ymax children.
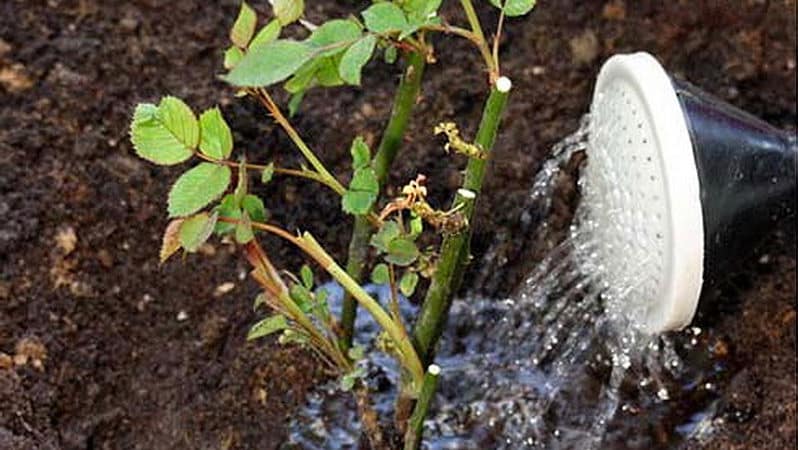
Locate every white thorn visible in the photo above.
<box><xmin>428</xmin><ymin>364</ymin><xmax>441</xmax><ymax>376</ymax></box>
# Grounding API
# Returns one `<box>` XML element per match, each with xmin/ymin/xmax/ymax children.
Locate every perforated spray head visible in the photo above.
<box><xmin>582</xmin><ymin>52</ymin><xmax>796</xmax><ymax>333</ymax></box>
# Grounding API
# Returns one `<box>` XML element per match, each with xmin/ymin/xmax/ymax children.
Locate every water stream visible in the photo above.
<box><xmin>282</xmin><ymin>117</ymin><xmax>730</xmax><ymax>449</ymax></box>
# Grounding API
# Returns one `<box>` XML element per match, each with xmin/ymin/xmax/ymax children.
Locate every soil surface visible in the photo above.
<box><xmin>1</xmin><ymin>0</ymin><xmax>795</xmax><ymax>449</ymax></box>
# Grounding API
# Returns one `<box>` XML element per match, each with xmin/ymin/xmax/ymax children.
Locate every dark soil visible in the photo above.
<box><xmin>1</xmin><ymin>0</ymin><xmax>795</xmax><ymax>449</ymax></box>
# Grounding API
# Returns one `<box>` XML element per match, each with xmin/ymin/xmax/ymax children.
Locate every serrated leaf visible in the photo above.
<box><xmin>308</xmin><ymin>20</ymin><xmax>362</xmax><ymax>57</ymax></box>
<box><xmin>274</xmin><ymin>0</ymin><xmax>304</xmax><ymax>25</ymax></box>
<box><xmin>370</xmin><ymin>220</ymin><xmax>400</xmax><ymax>253</ymax></box>
<box><xmin>224</xmin><ymin>46</ymin><xmax>244</xmax><ymax>69</ymax></box>
<box><xmin>179</xmin><ymin>212</ymin><xmax>218</xmax><ymax>252</ymax></box>
<box><xmin>199</xmin><ymin>107</ymin><xmax>233</xmax><ymax>159</ymax></box>
<box><xmin>242</xmin><ymin>194</ymin><xmax>266</xmax><ymax>223</ymax></box>
<box><xmin>300</xmin><ymin>265</ymin><xmax>314</xmax><ymax>290</ymax></box>
<box><xmin>223</xmin><ymin>40</ymin><xmax>313</xmax><ymax>87</ymax></box>
<box><xmin>362</xmin><ymin>3</ymin><xmax>409</xmax><ymax>33</ymax></box>
<box><xmin>339</xmin><ymin>35</ymin><xmax>376</xmax><ymax>85</ymax></box>
<box><xmin>235</xmin><ymin>210</ymin><xmax>255</xmax><ymax>243</ymax></box>
<box><xmin>250</xmin><ymin>20</ymin><xmax>282</xmax><ymax>51</ymax></box>
<box><xmin>488</xmin><ymin>0</ymin><xmax>536</xmax><ymax>17</ymax></box>
<box><xmin>399</xmin><ymin>271</ymin><xmax>419</xmax><ymax>297</ymax></box>
<box><xmin>341</xmin><ymin>167</ymin><xmax>378</xmax><ymax>215</ymax></box>
<box><xmin>261</xmin><ymin>163</ymin><xmax>275</xmax><ymax>184</ymax></box>
<box><xmin>247</xmin><ymin>314</ymin><xmax>289</xmax><ymax>340</ymax></box>
<box><xmin>168</xmin><ymin>163</ymin><xmax>232</xmax><ymax>217</ymax></box>
<box><xmin>230</xmin><ymin>2</ymin><xmax>257</xmax><ymax>48</ymax></box>
<box><xmin>385</xmin><ymin>237</ymin><xmax>419</xmax><ymax>266</ymax></box>
<box><xmin>350</xmin><ymin>136</ymin><xmax>370</xmax><ymax>169</ymax></box>
<box><xmin>160</xmin><ymin>219</ymin><xmax>185</xmax><ymax>263</ymax></box>
<box><xmin>370</xmin><ymin>263</ymin><xmax>390</xmax><ymax>285</ymax></box>
<box><xmin>214</xmin><ymin>194</ymin><xmax>241</xmax><ymax>234</ymax></box>
<box><xmin>130</xmin><ymin>100</ymin><xmax>196</xmax><ymax>166</ymax></box>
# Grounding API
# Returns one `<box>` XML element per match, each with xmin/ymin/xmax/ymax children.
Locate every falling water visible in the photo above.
<box><xmin>283</xmin><ymin>117</ymin><xmax>730</xmax><ymax>449</ymax></box>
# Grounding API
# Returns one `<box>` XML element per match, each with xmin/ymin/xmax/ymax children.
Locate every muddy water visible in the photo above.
<box><xmin>283</xmin><ymin>119</ymin><xmax>730</xmax><ymax>449</ymax></box>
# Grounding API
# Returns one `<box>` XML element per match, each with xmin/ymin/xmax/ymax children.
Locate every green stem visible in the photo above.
<box><xmin>412</xmin><ymin>80</ymin><xmax>511</xmax><ymax>364</ymax></box>
<box><xmin>403</xmin><ymin>364</ymin><xmax>441</xmax><ymax>450</ymax></box>
<box><xmin>341</xmin><ymin>51</ymin><xmax>427</xmax><ymax>350</ymax></box>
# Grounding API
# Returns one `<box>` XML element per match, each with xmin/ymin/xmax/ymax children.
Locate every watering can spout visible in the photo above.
<box><xmin>585</xmin><ymin>51</ymin><xmax>796</xmax><ymax>333</ymax></box>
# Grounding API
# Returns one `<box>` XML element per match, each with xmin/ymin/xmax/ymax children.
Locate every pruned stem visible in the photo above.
<box><xmin>411</xmin><ymin>80</ymin><xmax>511</xmax><ymax>364</ymax></box>
<box><xmin>403</xmin><ymin>364</ymin><xmax>441</xmax><ymax>450</ymax></box>
<box><xmin>341</xmin><ymin>51</ymin><xmax>426</xmax><ymax>351</ymax></box>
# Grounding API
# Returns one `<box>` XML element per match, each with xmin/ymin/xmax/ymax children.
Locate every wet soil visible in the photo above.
<box><xmin>0</xmin><ymin>0</ymin><xmax>795</xmax><ymax>449</ymax></box>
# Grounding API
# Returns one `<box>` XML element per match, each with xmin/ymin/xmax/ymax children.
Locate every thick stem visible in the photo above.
<box><xmin>413</xmin><ymin>80</ymin><xmax>511</xmax><ymax>365</ymax></box>
<box><xmin>341</xmin><ymin>51</ymin><xmax>427</xmax><ymax>350</ymax></box>
<box><xmin>403</xmin><ymin>365</ymin><xmax>440</xmax><ymax>450</ymax></box>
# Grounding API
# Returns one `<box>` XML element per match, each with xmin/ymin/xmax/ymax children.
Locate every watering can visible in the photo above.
<box><xmin>583</xmin><ymin>52</ymin><xmax>796</xmax><ymax>333</ymax></box>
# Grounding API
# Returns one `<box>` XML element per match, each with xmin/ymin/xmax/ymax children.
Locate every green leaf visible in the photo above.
<box><xmin>409</xmin><ymin>214</ymin><xmax>423</xmax><ymax>239</ymax></box>
<box><xmin>224</xmin><ymin>46</ymin><xmax>244</xmax><ymax>69</ymax></box>
<box><xmin>488</xmin><ymin>0</ymin><xmax>536</xmax><ymax>17</ymax></box>
<box><xmin>261</xmin><ymin>163</ymin><xmax>275</xmax><ymax>184</ymax></box>
<box><xmin>235</xmin><ymin>210</ymin><xmax>255</xmax><ymax>243</ymax></box>
<box><xmin>300</xmin><ymin>264</ymin><xmax>314</xmax><ymax>290</ymax></box>
<box><xmin>347</xmin><ymin>345</ymin><xmax>365</xmax><ymax>361</ymax></box>
<box><xmin>341</xmin><ymin>167</ymin><xmax>378</xmax><ymax>215</ymax></box>
<box><xmin>168</xmin><ymin>163</ymin><xmax>232</xmax><ymax>217</ymax></box>
<box><xmin>402</xmin><ymin>0</ymin><xmax>442</xmax><ymax>20</ymax></box>
<box><xmin>179</xmin><ymin>212</ymin><xmax>218</xmax><ymax>252</ymax></box>
<box><xmin>362</xmin><ymin>3</ymin><xmax>408</xmax><ymax>33</ymax></box>
<box><xmin>274</xmin><ymin>0</ymin><xmax>304</xmax><ymax>26</ymax></box>
<box><xmin>350</xmin><ymin>136</ymin><xmax>371</xmax><ymax>169</ymax></box>
<box><xmin>285</xmin><ymin>58</ymin><xmax>323</xmax><ymax>94</ymax></box>
<box><xmin>307</xmin><ymin>20</ymin><xmax>362</xmax><ymax>57</ymax></box>
<box><xmin>199</xmin><ymin>107</ymin><xmax>233</xmax><ymax>160</ymax></box>
<box><xmin>289</xmin><ymin>283</ymin><xmax>313</xmax><ymax>312</ymax></box>
<box><xmin>340</xmin><ymin>366</ymin><xmax>367</xmax><ymax>391</ymax></box>
<box><xmin>247</xmin><ymin>314</ymin><xmax>289</xmax><ymax>340</ymax></box>
<box><xmin>288</xmin><ymin>91</ymin><xmax>305</xmax><ymax>117</ymax></box>
<box><xmin>214</xmin><ymin>194</ymin><xmax>241</xmax><ymax>234</ymax></box>
<box><xmin>370</xmin><ymin>220</ymin><xmax>400</xmax><ymax>253</ymax></box>
<box><xmin>242</xmin><ymin>194</ymin><xmax>266</xmax><ymax>223</ymax></box>
<box><xmin>223</xmin><ymin>40</ymin><xmax>313</xmax><ymax>87</ymax></box>
<box><xmin>385</xmin><ymin>237</ymin><xmax>419</xmax><ymax>266</ymax></box>
<box><xmin>253</xmin><ymin>293</ymin><xmax>267</xmax><ymax>311</ymax></box>
<box><xmin>130</xmin><ymin>99</ymin><xmax>198</xmax><ymax>166</ymax></box>
<box><xmin>370</xmin><ymin>263</ymin><xmax>390</xmax><ymax>285</ymax></box>
<box><xmin>230</xmin><ymin>2</ymin><xmax>257</xmax><ymax>48</ymax></box>
<box><xmin>339</xmin><ymin>35</ymin><xmax>376</xmax><ymax>85</ymax></box>
<box><xmin>315</xmin><ymin>56</ymin><xmax>344</xmax><ymax>87</ymax></box>
<box><xmin>250</xmin><ymin>20</ymin><xmax>282</xmax><ymax>51</ymax></box>
<box><xmin>399</xmin><ymin>271</ymin><xmax>419</xmax><ymax>297</ymax></box>
<box><xmin>384</xmin><ymin>45</ymin><xmax>398</xmax><ymax>64</ymax></box>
